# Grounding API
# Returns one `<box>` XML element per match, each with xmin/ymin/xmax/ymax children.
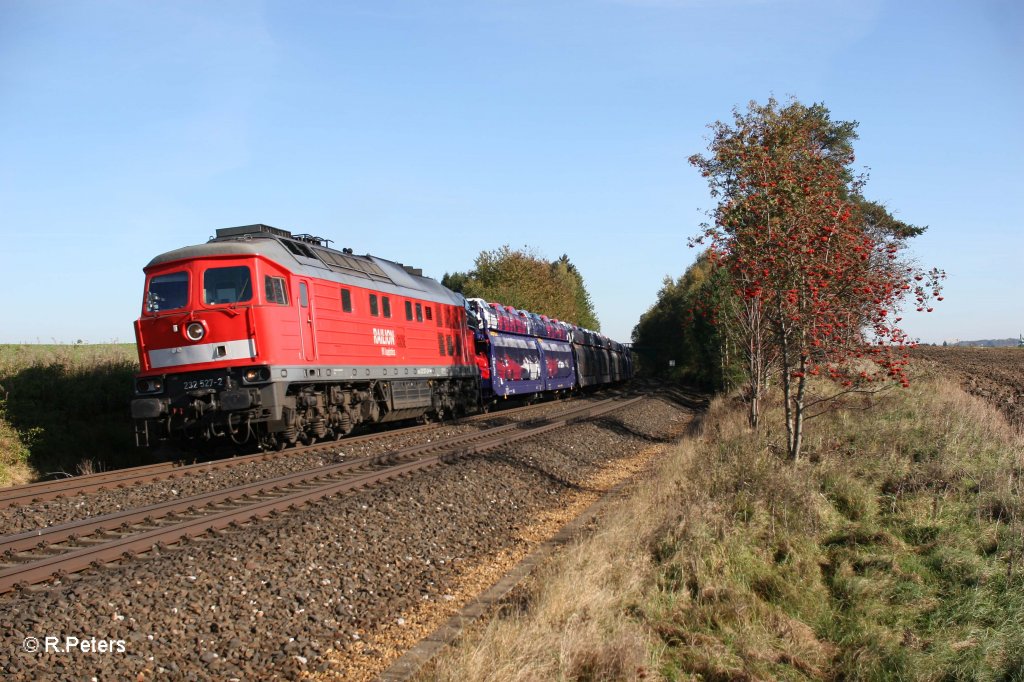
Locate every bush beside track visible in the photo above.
<box><xmin>425</xmin><ymin>371</ymin><xmax>1024</xmax><ymax>681</ymax></box>
<box><xmin>0</xmin><ymin>344</ymin><xmax>139</xmax><ymax>485</ymax></box>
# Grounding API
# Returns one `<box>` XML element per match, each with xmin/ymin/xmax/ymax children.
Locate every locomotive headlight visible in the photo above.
<box><xmin>136</xmin><ymin>378</ymin><xmax>164</xmax><ymax>394</ymax></box>
<box><xmin>185</xmin><ymin>321</ymin><xmax>206</xmax><ymax>342</ymax></box>
<box><xmin>242</xmin><ymin>367</ymin><xmax>269</xmax><ymax>383</ymax></box>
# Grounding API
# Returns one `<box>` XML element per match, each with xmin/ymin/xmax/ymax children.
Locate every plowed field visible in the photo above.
<box><xmin>913</xmin><ymin>346</ymin><xmax>1024</xmax><ymax>430</ymax></box>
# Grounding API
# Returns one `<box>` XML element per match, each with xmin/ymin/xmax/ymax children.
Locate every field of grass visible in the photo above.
<box><xmin>0</xmin><ymin>344</ymin><xmax>140</xmax><ymax>485</ymax></box>
<box><xmin>424</xmin><ymin>373</ymin><xmax>1024</xmax><ymax>681</ymax></box>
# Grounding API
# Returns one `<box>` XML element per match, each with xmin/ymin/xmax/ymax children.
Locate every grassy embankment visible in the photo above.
<box><xmin>0</xmin><ymin>344</ymin><xmax>139</xmax><ymax>485</ymax></box>
<box><xmin>425</xmin><ymin>373</ymin><xmax>1024</xmax><ymax>681</ymax></box>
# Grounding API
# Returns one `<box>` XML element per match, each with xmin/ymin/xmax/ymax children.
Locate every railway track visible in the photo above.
<box><xmin>0</xmin><ymin>393</ymin><xmax>641</xmax><ymax>594</ymax></box>
<box><xmin>0</xmin><ymin>391</ymin><xmax>597</xmax><ymax>509</ymax></box>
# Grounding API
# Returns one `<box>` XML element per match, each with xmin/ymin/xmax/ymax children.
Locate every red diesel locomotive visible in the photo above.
<box><xmin>131</xmin><ymin>224</ymin><xmax>631</xmax><ymax>450</ymax></box>
<box><xmin>131</xmin><ymin>224</ymin><xmax>478</xmax><ymax>449</ymax></box>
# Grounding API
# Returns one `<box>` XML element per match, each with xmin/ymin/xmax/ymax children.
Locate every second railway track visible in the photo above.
<box><xmin>0</xmin><ymin>391</ymin><xmax>612</xmax><ymax>510</ymax></box>
<box><xmin>0</xmin><ymin>394</ymin><xmax>642</xmax><ymax>594</ymax></box>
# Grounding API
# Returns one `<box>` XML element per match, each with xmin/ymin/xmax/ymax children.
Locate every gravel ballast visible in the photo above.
<box><xmin>0</xmin><ymin>399</ymin><xmax>584</xmax><ymax>536</ymax></box>
<box><xmin>0</xmin><ymin>392</ymin><xmax>696</xmax><ymax>681</ymax></box>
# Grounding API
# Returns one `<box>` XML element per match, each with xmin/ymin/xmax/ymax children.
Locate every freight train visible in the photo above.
<box><xmin>130</xmin><ymin>224</ymin><xmax>632</xmax><ymax>450</ymax></box>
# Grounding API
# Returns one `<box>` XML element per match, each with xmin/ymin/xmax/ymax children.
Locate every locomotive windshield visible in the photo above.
<box><xmin>203</xmin><ymin>266</ymin><xmax>253</xmax><ymax>305</ymax></box>
<box><xmin>145</xmin><ymin>271</ymin><xmax>189</xmax><ymax>313</ymax></box>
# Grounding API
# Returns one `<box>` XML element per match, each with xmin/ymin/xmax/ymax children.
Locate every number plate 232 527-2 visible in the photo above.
<box><xmin>183</xmin><ymin>378</ymin><xmax>224</xmax><ymax>391</ymax></box>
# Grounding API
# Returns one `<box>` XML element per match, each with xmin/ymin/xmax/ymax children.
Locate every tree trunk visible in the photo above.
<box><xmin>779</xmin><ymin>325</ymin><xmax>794</xmax><ymax>455</ymax></box>
<box><xmin>745</xmin><ymin>297</ymin><xmax>765</xmax><ymax>429</ymax></box>
<box><xmin>790</xmin><ymin>357</ymin><xmax>808</xmax><ymax>462</ymax></box>
<box><xmin>780</xmin><ymin>334</ymin><xmax>811</xmax><ymax>461</ymax></box>
<box><xmin>721</xmin><ymin>337</ymin><xmax>729</xmax><ymax>392</ymax></box>
<box><xmin>748</xmin><ymin>338</ymin><xmax>761</xmax><ymax>429</ymax></box>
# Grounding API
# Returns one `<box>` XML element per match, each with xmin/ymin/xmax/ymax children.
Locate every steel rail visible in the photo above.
<box><xmin>0</xmin><ymin>413</ymin><xmax>573</xmax><ymax>555</ymax></box>
<box><xmin>0</xmin><ymin>395</ymin><xmax>641</xmax><ymax>594</ymax></box>
<box><xmin>0</xmin><ymin>461</ymin><xmax>180</xmax><ymax>506</ymax></box>
<box><xmin>0</xmin><ymin>392</ymin><xmax>586</xmax><ymax>508</ymax></box>
<box><xmin>0</xmin><ymin>423</ymin><xmax>449</xmax><ymax>508</ymax></box>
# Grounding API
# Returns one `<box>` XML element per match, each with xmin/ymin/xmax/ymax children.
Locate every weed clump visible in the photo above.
<box><xmin>0</xmin><ymin>393</ymin><xmax>34</xmax><ymax>485</ymax></box>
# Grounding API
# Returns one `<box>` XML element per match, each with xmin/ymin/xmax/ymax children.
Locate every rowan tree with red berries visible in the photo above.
<box><xmin>690</xmin><ymin>98</ymin><xmax>944</xmax><ymax>461</ymax></box>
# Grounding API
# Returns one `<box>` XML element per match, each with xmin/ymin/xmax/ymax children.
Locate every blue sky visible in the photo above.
<box><xmin>1</xmin><ymin>0</ymin><xmax>1021</xmax><ymax>345</ymax></box>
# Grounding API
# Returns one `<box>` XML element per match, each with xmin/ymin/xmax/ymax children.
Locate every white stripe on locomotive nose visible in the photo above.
<box><xmin>149</xmin><ymin>339</ymin><xmax>258</xmax><ymax>369</ymax></box>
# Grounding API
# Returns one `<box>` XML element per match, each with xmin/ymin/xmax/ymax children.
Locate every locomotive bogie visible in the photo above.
<box><xmin>132</xmin><ymin>364</ymin><xmax>479</xmax><ymax>448</ymax></box>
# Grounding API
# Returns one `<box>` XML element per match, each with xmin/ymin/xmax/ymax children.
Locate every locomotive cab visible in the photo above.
<box><xmin>139</xmin><ymin>260</ymin><xmax>259</xmax><ymax>368</ymax></box>
<box><xmin>131</xmin><ymin>243</ymin><xmax>299</xmax><ymax>448</ymax></box>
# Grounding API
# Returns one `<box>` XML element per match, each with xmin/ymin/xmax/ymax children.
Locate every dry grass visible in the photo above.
<box><xmin>424</xmin><ymin>439</ymin><xmax>680</xmax><ymax>681</ymax></box>
<box><xmin>422</xmin><ymin>373</ymin><xmax>1024</xmax><ymax>681</ymax></box>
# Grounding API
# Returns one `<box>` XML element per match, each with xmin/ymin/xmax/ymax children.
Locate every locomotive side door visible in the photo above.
<box><xmin>297</xmin><ymin>280</ymin><xmax>317</xmax><ymax>360</ymax></box>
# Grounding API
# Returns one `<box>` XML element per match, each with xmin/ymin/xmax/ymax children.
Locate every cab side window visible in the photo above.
<box><xmin>264</xmin><ymin>276</ymin><xmax>288</xmax><ymax>305</ymax></box>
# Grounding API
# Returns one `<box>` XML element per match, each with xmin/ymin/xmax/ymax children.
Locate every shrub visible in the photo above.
<box><xmin>0</xmin><ymin>344</ymin><xmax>141</xmax><ymax>481</ymax></box>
